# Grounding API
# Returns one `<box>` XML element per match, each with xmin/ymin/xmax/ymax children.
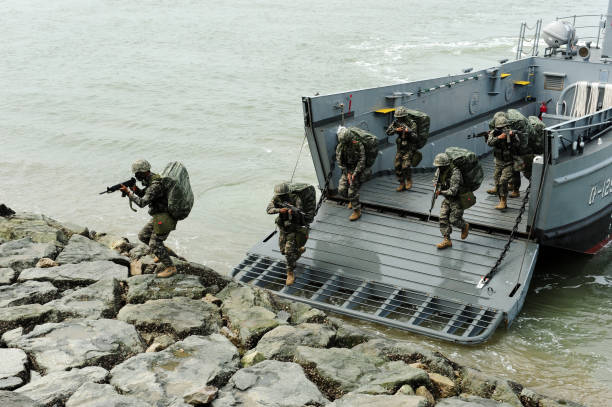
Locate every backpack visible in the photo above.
<box><xmin>444</xmin><ymin>147</ymin><xmax>484</xmax><ymax>192</ymax></box>
<box><xmin>506</xmin><ymin>109</ymin><xmax>531</xmax><ymax>154</ymax></box>
<box><xmin>289</xmin><ymin>183</ymin><xmax>317</xmax><ymax>224</ymax></box>
<box><xmin>527</xmin><ymin>116</ymin><xmax>546</xmax><ymax>154</ymax></box>
<box><xmin>402</xmin><ymin>109</ymin><xmax>430</xmax><ymax>149</ymax></box>
<box><xmin>160</xmin><ymin>162</ymin><xmax>194</xmax><ymax>221</ymax></box>
<box><xmin>348</xmin><ymin>127</ymin><xmax>379</xmax><ymax>168</ymax></box>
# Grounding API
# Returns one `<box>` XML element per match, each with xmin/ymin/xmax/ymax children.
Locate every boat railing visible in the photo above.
<box><xmin>556</xmin><ymin>14</ymin><xmax>607</xmax><ymax>49</ymax></box>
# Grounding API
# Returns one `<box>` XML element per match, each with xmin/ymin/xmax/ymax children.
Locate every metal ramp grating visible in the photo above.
<box><xmin>232</xmin><ymin>253</ymin><xmax>504</xmax><ymax>343</ymax></box>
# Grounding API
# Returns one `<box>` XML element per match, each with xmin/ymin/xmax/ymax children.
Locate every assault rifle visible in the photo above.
<box><xmin>427</xmin><ymin>170</ymin><xmax>440</xmax><ymax>222</ymax></box>
<box><xmin>99</xmin><ymin>178</ymin><xmax>136</xmax><ymax>195</ymax></box>
<box><xmin>467</xmin><ymin>128</ymin><xmax>501</xmax><ymax>140</ymax></box>
<box><xmin>278</xmin><ymin>202</ymin><xmax>307</xmax><ymax>225</ymax></box>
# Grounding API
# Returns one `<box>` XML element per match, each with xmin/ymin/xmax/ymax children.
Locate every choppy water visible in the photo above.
<box><xmin>1</xmin><ymin>0</ymin><xmax>610</xmax><ymax>405</ymax></box>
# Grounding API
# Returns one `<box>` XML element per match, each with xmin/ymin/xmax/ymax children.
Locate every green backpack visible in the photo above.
<box><xmin>402</xmin><ymin>109</ymin><xmax>430</xmax><ymax>149</ymax></box>
<box><xmin>348</xmin><ymin>127</ymin><xmax>379</xmax><ymax>168</ymax></box>
<box><xmin>444</xmin><ymin>147</ymin><xmax>484</xmax><ymax>192</ymax></box>
<box><xmin>289</xmin><ymin>183</ymin><xmax>317</xmax><ymax>224</ymax></box>
<box><xmin>506</xmin><ymin>109</ymin><xmax>531</xmax><ymax>154</ymax></box>
<box><xmin>161</xmin><ymin>162</ymin><xmax>194</xmax><ymax>221</ymax></box>
<box><xmin>527</xmin><ymin>116</ymin><xmax>546</xmax><ymax>154</ymax></box>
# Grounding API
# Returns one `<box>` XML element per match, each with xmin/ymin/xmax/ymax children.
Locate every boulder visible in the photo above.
<box><xmin>397</xmin><ymin>384</ymin><xmax>416</xmax><ymax>395</ymax></box>
<box><xmin>145</xmin><ymin>334</ymin><xmax>176</xmax><ymax>353</ymax></box>
<box><xmin>55</xmin><ymin>235</ymin><xmax>128</xmax><ymax>266</ymax></box>
<box><xmin>415</xmin><ymin>386</ymin><xmax>435</xmax><ymax>406</ymax></box>
<box><xmin>293</xmin><ymin>346</ymin><xmax>430</xmax><ymax>399</ymax></box>
<box><xmin>254</xmin><ymin>323</ymin><xmax>336</xmax><ymax>361</ymax></box>
<box><xmin>0</xmin><ymin>268</ymin><xmax>16</xmax><ymax>285</ymax></box>
<box><xmin>65</xmin><ymin>383</ymin><xmax>150</xmax><ymax>407</ymax></box>
<box><xmin>110</xmin><ymin>334</ymin><xmax>240</xmax><ymax>406</ymax></box>
<box><xmin>16</xmin><ymin>366</ymin><xmax>107</xmax><ymax>406</ymax></box>
<box><xmin>437</xmin><ymin>395</ymin><xmax>517</xmax><ymax>406</ymax></box>
<box><xmin>18</xmin><ymin>260</ymin><xmax>128</xmax><ymax>289</ymax></box>
<box><xmin>0</xmin><ymin>213</ymin><xmax>67</xmax><ymax>245</ymax></box>
<box><xmin>0</xmin><ymin>304</ymin><xmax>56</xmax><ymax>335</ymax></box>
<box><xmin>183</xmin><ymin>385</ymin><xmax>218</xmax><ymax>405</ymax></box>
<box><xmin>0</xmin><ymin>281</ymin><xmax>58</xmax><ymax>308</ymax></box>
<box><xmin>0</xmin><ymin>390</ymin><xmax>41</xmax><ymax>407</ymax></box>
<box><xmin>459</xmin><ymin>367</ymin><xmax>522</xmax><ymax>407</ymax></box>
<box><xmin>241</xmin><ymin>350</ymin><xmax>265</xmax><ymax>367</ymax></box>
<box><xmin>126</xmin><ymin>274</ymin><xmax>207</xmax><ymax>304</ymax></box>
<box><xmin>4</xmin><ymin>319</ymin><xmax>144</xmax><ymax>373</ymax></box>
<box><xmin>174</xmin><ymin>260</ymin><xmax>231</xmax><ymax>292</ymax></box>
<box><xmin>328</xmin><ymin>317</ymin><xmax>374</xmax><ymax>348</ymax></box>
<box><xmin>213</xmin><ymin>360</ymin><xmax>328</xmax><ymax>407</ymax></box>
<box><xmin>45</xmin><ymin>278</ymin><xmax>122</xmax><ymax>320</ymax></box>
<box><xmin>288</xmin><ymin>301</ymin><xmax>327</xmax><ymax>324</ymax></box>
<box><xmin>327</xmin><ymin>393</ymin><xmax>428</xmax><ymax>407</ymax></box>
<box><xmin>35</xmin><ymin>258</ymin><xmax>58</xmax><ymax>268</ymax></box>
<box><xmin>429</xmin><ymin>372</ymin><xmax>457</xmax><ymax>398</ymax></box>
<box><xmin>0</xmin><ymin>238</ymin><xmax>58</xmax><ymax>272</ymax></box>
<box><xmin>117</xmin><ymin>297</ymin><xmax>222</xmax><ymax>338</ymax></box>
<box><xmin>0</xmin><ymin>349</ymin><xmax>29</xmax><ymax>391</ymax></box>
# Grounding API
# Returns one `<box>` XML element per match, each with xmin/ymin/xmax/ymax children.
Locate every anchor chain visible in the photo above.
<box><xmin>478</xmin><ymin>181</ymin><xmax>531</xmax><ymax>288</ymax></box>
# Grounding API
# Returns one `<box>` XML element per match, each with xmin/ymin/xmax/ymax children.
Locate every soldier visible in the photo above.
<box><xmin>336</xmin><ymin>126</ymin><xmax>367</xmax><ymax>221</ymax></box>
<box><xmin>433</xmin><ymin>153</ymin><xmax>469</xmax><ymax>249</ymax></box>
<box><xmin>486</xmin><ymin>115</ymin><xmax>522</xmax><ymax>210</ymax></box>
<box><xmin>267</xmin><ymin>182</ymin><xmax>309</xmax><ymax>286</ymax></box>
<box><xmin>386</xmin><ymin>106</ymin><xmax>419</xmax><ymax>191</ymax></box>
<box><xmin>119</xmin><ymin>160</ymin><xmax>177</xmax><ymax>278</ymax></box>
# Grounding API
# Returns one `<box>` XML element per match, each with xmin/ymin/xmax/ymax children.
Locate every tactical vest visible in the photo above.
<box><xmin>146</xmin><ymin>174</ymin><xmax>170</xmax><ymax>216</ymax></box>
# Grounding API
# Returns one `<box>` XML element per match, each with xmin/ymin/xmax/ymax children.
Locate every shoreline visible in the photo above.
<box><xmin>0</xmin><ymin>205</ymin><xmax>584</xmax><ymax>407</ymax></box>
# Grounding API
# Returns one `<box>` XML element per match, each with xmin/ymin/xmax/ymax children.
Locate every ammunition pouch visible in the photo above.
<box><xmin>152</xmin><ymin>212</ymin><xmax>177</xmax><ymax>235</ymax></box>
<box><xmin>459</xmin><ymin>191</ymin><xmax>477</xmax><ymax>209</ymax></box>
<box><xmin>411</xmin><ymin>150</ymin><xmax>423</xmax><ymax>167</ymax></box>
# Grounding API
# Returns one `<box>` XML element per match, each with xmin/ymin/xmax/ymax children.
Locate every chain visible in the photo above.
<box><xmin>478</xmin><ymin>180</ymin><xmax>531</xmax><ymax>288</ymax></box>
<box><xmin>315</xmin><ymin>162</ymin><xmax>335</xmax><ymax>216</ymax></box>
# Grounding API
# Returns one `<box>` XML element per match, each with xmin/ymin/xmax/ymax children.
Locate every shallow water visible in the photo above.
<box><xmin>1</xmin><ymin>0</ymin><xmax>610</xmax><ymax>405</ymax></box>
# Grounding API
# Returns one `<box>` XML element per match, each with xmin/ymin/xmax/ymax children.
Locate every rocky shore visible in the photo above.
<box><xmin>0</xmin><ymin>206</ymin><xmax>583</xmax><ymax>407</ymax></box>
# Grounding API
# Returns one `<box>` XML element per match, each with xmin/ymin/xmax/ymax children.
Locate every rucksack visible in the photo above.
<box><xmin>527</xmin><ymin>116</ymin><xmax>546</xmax><ymax>154</ymax></box>
<box><xmin>402</xmin><ymin>109</ymin><xmax>430</xmax><ymax>149</ymax></box>
<box><xmin>348</xmin><ymin>127</ymin><xmax>379</xmax><ymax>168</ymax></box>
<box><xmin>444</xmin><ymin>147</ymin><xmax>484</xmax><ymax>192</ymax></box>
<box><xmin>161</xmin><ymin>162</ymin><xmax>194</xmax><ymax>221</ymax></box>
<box><xmin>289</xmin><ymin>183</ymin><xmax>316</xmax><ymax>224</ymax></box>
<box><xmin>506</xmin><ymin>109</ymin><xmax>531</xmax><ymax>154</ymax></box>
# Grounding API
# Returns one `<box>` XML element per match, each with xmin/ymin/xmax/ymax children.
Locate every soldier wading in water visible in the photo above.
<box><xmin>267</xmin><ymin>182</ymin><xmax>311</xmax><ymax>286</ymax></box>
<box><xmin>433</xmin><ymin>153</ymin><xmax>469</xmax><ymax>249</ymax></box>
<box><xmin>386</xmin><ymin>106</ymin><xmax>419</xmax><ymax>191</ymax></box>
<box><xmin>120</xmin><ymin>160</ymin><xmax>177</xmax><ymax>278</ymax></box>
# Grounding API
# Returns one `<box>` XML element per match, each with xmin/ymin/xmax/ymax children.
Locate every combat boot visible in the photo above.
<box><xmin>153</xmin><ymin>256</ymin><xmax>160</xmax><ymax>263</ymax></box>
<box><xmin>349</xmin><ymin>209</ymin><xmax>362</xmax><ymax>221</ymax></box>
<box><xmin>298</xmin><ymin>247</ymin><xmax>306</xmax><ymax>255</ymax></box>
<box><xmin>509</xmin><ymin>190</ymin><xmax>520</xmax><ymax>198</ymax></box>
<box><xmin>486</xmin><ymin>186</ymin><xmax>497</xmax><ymax>195</ymax></box>
<box><xmin>347</xmin><ymin>202</ymin><xmax>352</xmax><ymax>209</ymax></box>
<box><xmin>495</xmin><ymin>197</ymin><xmax>507</xmax><ymax>210</ymax></box>
<box><xmin>436</xmin><ymin>237</ymin><xmax>452</xmax><ymax>250</ymax></box>
<box><xmin>156</xmin><ymin>265</ymin><xmax>177</xmax><ymax>278</ymax></box>
<box><xmin>286</xmin><ymin>269</ymin><xmax>295</xmax><ymax>286</ymax></box>
<box><xmin>405</xmin><ymin>179</ymin><xmax>412</xmax><ymax>190</ymax></box>
<box><xmin>396</xmin><ymin>181</ymin><xmax>405</xmax><ymax>192</ymax></box>
<box><xmin>461</xmin><ymin>223</ymin><xmax>470</xmax><ymax>240</ymax></box>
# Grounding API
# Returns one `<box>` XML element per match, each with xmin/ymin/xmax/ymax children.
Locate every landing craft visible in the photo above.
<box><xmin>234</xmin><ymin>3</ymin><xmax>612</xmax><ymax>343</ymax></box>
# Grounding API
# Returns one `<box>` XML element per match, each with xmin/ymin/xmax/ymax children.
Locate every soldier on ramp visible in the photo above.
<box><xmin>386</xmin><ymin>106</ymin><xmax>419</xmax><ymax>191</ymax></box>
<box><xmin>336</xmin><ymin>126</ymin><xmax>369</xmax><ymax>221</ymax></box>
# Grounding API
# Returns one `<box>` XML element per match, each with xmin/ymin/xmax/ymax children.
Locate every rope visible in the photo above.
<box><xmin>289</xmin><ymin>131</ymin><xmax>308</xmax><ymax>183</ymax></box>
<box><xmin>603</xmin><ymin>84</ymin><xmax>612</xmax><ymax>110</ymax></box>
<box><xmin>571</xmin><ymin>81</ymin><xmax>589</xmax><ymax>117</ymax></box>
<box><xmin>587</xmin><ymin>82</ymin><xmax>600</xmax><ymax>115</ymax></box>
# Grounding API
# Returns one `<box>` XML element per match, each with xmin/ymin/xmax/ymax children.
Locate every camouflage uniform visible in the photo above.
<box><xmin>487</xmin><ymin>130</ymin><xmax>521</xmax><ymax>199</ymax></box>
<box><xmin>437</xmin><ymin>166</ymin><xmax>466</xmax><ymax>238</ymax></box>
<box><xmin>336</xmin><ymin>137</ymin><xmax>367</xmax><ymax>210</ymax></box>
<box><xmin>386</xmin><ymin>118</ymin><xmax>418</xmax><ymax>182</ymax></box>
<box><xmin>267</xmin><ymin>193</ymin><xmax>308</xmax><ymax>273</ymax></box>
<box><xmin>128</xmin><ymin>174</ymin><xmax>174</xmax><ymax>267</ymax></box>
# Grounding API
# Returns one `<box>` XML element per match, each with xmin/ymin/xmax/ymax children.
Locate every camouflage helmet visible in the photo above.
<box><xmin>274</xmin><ymin>182</ymin><xmax>290</xmax><ymax>196</ymax></box>
<box><xmin>131</xmin><ymin>159</ymin><xmax>151</xmax><ymax>174</ymax></box>
<box><xmin>494</xmin><ymin>114</ymin><xmax>509</xmax><ymax>129</ymax></box>
<box><xmin>433</xmin><ymin>153</ymin><xmax>451</xmax><ymax>167</ymax></box>
<box><xmin>394</xmin><ymin>106</ymin><xmax>409</xmax><ymax>118</ymax></box>
<box><xmin>337</xmin><ymin>126</ymin><xmax>350</xmax><ymax>144</ymax></box>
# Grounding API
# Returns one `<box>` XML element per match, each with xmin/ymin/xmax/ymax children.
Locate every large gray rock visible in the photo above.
<box><xmin>16</xmin><ymin>366</ymin><xmax>107</xmax><ymax>406</ymax></box>
<box><xmin>0</xmin><ymin>304</ymin><xmax>56</xmax><ymax>335</ymax></box>
<box><xmin>437</xmin><ymin>396</ymin><xmax>516</xmax><ymax>406</ymax></box>
<box><xmin>117</xmin><ymin>297</ymin><xmax>222</xmax><ymax>338</ymax></box>
<box><xmin>110</xmin><ymin>334</ymin><xmax>240</xmax><ymax>406</ymax></box>
<box><xmin>327</xmin><ymin>393</ymin><xmax>428</xmax><ymax>407</ymax></box>
<box><xmin>171</xmin><ymin>258</ymin><xmax>232</xmax><ymax>291</ymax></box>
<box><xmin>460</xmin><ymin>367</ymin><xmax>522</xmax><ymax>407</ymax></box>
<box><xmin>66</xmin><ymin>383</ymin><xmax>150</xmax><ymax>407</ymax></box>
<box><xmin>213</xmin><ymin>360</ymin><xmax>328</xmax><ymax>407</ymax></box>
<box><xmin>293</xmin><ymin>346</ymin><xmax>430</xmax><ymax>399</ymax></box>
<box><xmin>0</xmin><ymin>213</ymin><xmax>67</xmax><ymax>245</ymax></box>
<box><xmin>18</xmin><ymin>261</ymin><xmax>128</xmax><ymax>289</ymax></box>
<box><xmin>254</xmin><ymin>323</ymin><xmax>336</xmax><ymax>361</ymax></box>
<box><xmin>0</xmin><ymin>281</ymin><xmax>58</xmax><ymax>308</ymax></box>
<box><xmin>0</xmin><ymin>238</ymin><xmax>58</xmax><ymax>272</ymax></box>
<box><xmin>45</xmin><ymin>278</ymin><xmax>122</xmax><ymax>320</ymax></box>
<box><xmin>0</xmin><ymin>349</ymin><xmax>29</xmax><ymax>391</ymax></box>
<box><xmin>4</xmin><ymin>319</ymin><xmax>144</xmax><ymax>373</ymax></box>
<box><xmin>328</xmin><ymin>317</ymin><xmax>375</xmax><ymax>348</ymax></box>
<box><xmin>55</xmin><ymin>235</ymin><xmax>128</xmax><ymax>266</ymax></box>
<box><xmin>0</xmin><ymin>268</ymin><xmax>16</xmax><ymax>285</ymax></box>
<box><xmin>0</xmin><ymin>390</ymin><xmax>41</xmax><ymax>407</ymax></box>
<box><xmin>126</xmin><ymin>274</ymin><xmax>207</xmax><ymax>304</ymax></box>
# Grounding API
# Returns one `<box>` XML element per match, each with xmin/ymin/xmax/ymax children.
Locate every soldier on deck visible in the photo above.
<box><xmin>266</xmin><ymin>182</ymin><xmax>309</xmax><ymax>286</ymax></box>
<box><xmin>486</xmin><ymin>115</ymin><xmax>522</xmax><ymax>210</ymax></box>
<box><xmin>433</xmin><ymin>153</ymin><xmax>469</xmax><ymax>249</ymax></box>
<box><xmin>386</xmin><ymin>106</ymin><xmax>419</xmax><ymax>191</ymax></box>
<box><xmin>336</xmin><ymin>126</ymin><xmax>367</xmax><ymax>221</ymax></box>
